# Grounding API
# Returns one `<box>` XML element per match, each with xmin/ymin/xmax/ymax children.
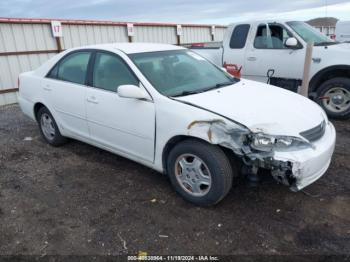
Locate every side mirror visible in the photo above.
<box><xmin>117</xmin><ymin>85</ymin><xmax>150</xmax><ymax>100</ymax></box>
<box><xmin>285</xmin><ymin>37</ymin><xmax>299</xmax><ymax>48</ymax></box>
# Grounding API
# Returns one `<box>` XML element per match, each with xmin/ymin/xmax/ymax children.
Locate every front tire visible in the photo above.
<box><xmin>37</xmin><ymin>107</ymin><xmax>68</xmax><ymax>146</ymax></box>
<box><xmin>316</xmin><ymin>77</ymin><xmax>350</xmax><ymax>119</ymax></box>
<box><xmin>167</xmin><ymin>139</ymin><xmax>234</xmax><ymax>206</ymax></box>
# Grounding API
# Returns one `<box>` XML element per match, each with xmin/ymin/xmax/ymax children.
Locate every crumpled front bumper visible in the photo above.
<box><xmin>272</xmin><ymin>121</ymin><xmax>336</xmax><ymax>191</ymax></box>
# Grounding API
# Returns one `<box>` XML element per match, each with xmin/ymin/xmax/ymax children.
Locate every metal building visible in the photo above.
<box><xmin>0</xmin><ymin>18</ymin><xmax>227</xmax><ymax>106</ymax></box>
<box><xmin>307</xmin><ymin>17</ymin><xmax>338</xmax><ymax>37</ymax></box>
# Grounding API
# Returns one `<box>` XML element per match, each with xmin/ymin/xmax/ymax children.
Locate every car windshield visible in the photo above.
<box><xmin>287</xmin><ymin>21</ymin><xmax>338</xmax><ymax>46</ymax></box>
<box><xmin>129</xmin><ymin>50</ymin><xmax>237</xmax><ymax>97</ymax></box>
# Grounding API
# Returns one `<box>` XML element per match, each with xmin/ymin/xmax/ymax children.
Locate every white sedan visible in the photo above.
<box><xmin>18</xmin><ymin>43</ymin><xmax>336</xmax><ymax>206</ymax></box>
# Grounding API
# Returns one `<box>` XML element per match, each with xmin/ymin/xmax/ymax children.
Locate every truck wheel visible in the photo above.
<box><xmin>166</xmin><ymin>139</ymin><xmax>234</xmax><ymax>206</ymax></box>
<box><xmin>316</xmin><ymin>77</ymin><xmax>350</xmax><ymax>119</ymax></box>
<box><xmin>37</xmin><ymin>107</ymin><xmax>68</xmax><ymax>146</ymax></box>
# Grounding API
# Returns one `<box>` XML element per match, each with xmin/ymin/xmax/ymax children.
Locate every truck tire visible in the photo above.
<box><xmin>316</xmin><ymin>77</ymin><xmax>350</xmax><ymax>119</ymax></box>
<box><xmin>166</xmin><ymin>139</ymin><xmax>234</xmax><ymax>206</ymax></box>
<box><xmin>37</xmin><ymin>107</ymin><xmax>68</xmax><ymax>146</ymax></box>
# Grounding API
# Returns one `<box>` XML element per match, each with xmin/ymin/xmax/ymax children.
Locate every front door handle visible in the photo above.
<box><xmin>87</xmin><ymin>96</ymin><xmax>99</xmax><ymax>104</ymax></box>
<box><xmin>247</xmin><ymin>57</ymin><xmax>257</xmax><ymax>61</ymax></box>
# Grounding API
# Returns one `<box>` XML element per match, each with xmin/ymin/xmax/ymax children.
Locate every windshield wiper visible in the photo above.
<box><xmin>214</xmin><ymin>81</ymin><xmax>235</xmax><ymax>88</ymax></box>
<box><xmin>314</xmin><ymin>41</ymin><xmax>339</xmax><ymax>46</ymax></box>
<box><xmin>171</xmin><ymin>81</ymin><xmax>235</xmax><ymax>97</ymax></box>
<box><xmin>171</xmin><ymin>90</ymin><xmax>205</xmax><ymax>97</ymax></box>
<box><xmin>202</xmin><ymin>81</ymin><xmax>235</xmax><ymax>92</ymax></box>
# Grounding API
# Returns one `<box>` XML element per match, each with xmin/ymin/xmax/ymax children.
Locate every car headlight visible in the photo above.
<box><xmin>250</xmin><ymin>133</ymin><xmax>309</xmax><ymax>152</ymax></box>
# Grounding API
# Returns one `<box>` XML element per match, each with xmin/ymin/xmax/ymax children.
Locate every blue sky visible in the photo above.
<box><xmin>1</xmin><ymin>0</ymin><xmax>350</xmax><ymax>24</ymax></box>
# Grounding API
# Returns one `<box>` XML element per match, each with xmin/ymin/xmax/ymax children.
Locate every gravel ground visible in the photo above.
<box><xmin>0</xmin><ymin>104</ymin><xmax>349</xmax><ymax>258</ymax></box>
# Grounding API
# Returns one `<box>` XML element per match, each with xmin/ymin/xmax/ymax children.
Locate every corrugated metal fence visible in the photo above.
<box><xmin>0</xmin><ymin>18</ymin><xmax>227</xmax><ymax>106</ymax></box>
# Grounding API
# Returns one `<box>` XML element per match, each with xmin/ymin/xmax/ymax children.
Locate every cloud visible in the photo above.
<box><xmin>0</xmin><ymin>0</ymin><xmax>349</xmax><ymax>24</ymax></box>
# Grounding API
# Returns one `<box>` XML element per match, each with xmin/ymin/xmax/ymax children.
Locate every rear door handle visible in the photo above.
<box><xmin>87</xmin><ymin>96</ymin><xmax>99</xmax><ymax>104</ymax></box>
<box><xmin>247</xmin><ymin>57</ymin><xmax>257</xmax><ymax>61</ymax></box>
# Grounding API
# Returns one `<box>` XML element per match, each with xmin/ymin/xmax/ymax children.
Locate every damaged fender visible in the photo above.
<box><xmin>186</xmin><ymin>118</ymin><xmax>334</xmax><ymax>191</ymax></box>
<box><xmin>186</xmin><ymin>119</ymin><xmax>290</xmax><ymax>184</ymax></box>
<box><xmin>186</xmin><ymin>119</ymin><xmax>296</xmax><ymax>186</ymax></box>
<box><xmin>187</xmin><ymin>119</ymin><xmax>249</xmax><ymax>155</ymax></box>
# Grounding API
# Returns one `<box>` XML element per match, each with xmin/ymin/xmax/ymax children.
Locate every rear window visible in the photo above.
<box><xmin>229</xmin><ymin>24</ymin><xmax>250</xmax><ymax>49</ymax></box>
<box><xmin>47</xmin><ymin>51</ymin><xmax>91</xmax><ymax>85</ymax></box>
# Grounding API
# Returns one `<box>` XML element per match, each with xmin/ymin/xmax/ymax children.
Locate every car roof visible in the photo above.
<box><xmin>228</xmin><ymin>20</ymin><xmax>294</xmax><ymax>26</ymax></box>
<box><xmin>75</xmin><ymin>42</ymin><xmax>185</xmax><ymax>54</ymax></box>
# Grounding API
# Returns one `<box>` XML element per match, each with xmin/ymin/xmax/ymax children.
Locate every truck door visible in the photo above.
<box><xmin>243</xmin><ymin>23</ymin><xmax>305</xmax><ymax>89</ymax></box>
<box><xmin>222</xmin><ymin>24</ymin><xmax>251</xmax><ymax>73</ymax></box>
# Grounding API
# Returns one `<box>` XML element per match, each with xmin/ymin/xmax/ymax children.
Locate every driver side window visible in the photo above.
<box><xmin>254</xmin><ymin>24</ymin><xmax>293</xmax><ymax>49</ymax></box>
<box><xmin>92</xmin><ymin>52</ymin><xmax>139</xmax><ymax>92</ymax></box>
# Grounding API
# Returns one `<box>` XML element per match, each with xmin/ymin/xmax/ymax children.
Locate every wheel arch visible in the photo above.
<box><xmin>309</xmin><ymin>65</ymin><xmax>350</xmax><ymax>93</ymax></box>
<box><xmin>33</xmin><ymin>102</ymin><xmax>60</xmax><ymax>127</ymax></box>
<box><xmin>161</xmin><ymin>135</ymin><xmax>240</xmax><ymax>175</ymax></box>
<box><xmin>33</xmin><ymin>102</ymin><xmax>47</xmax><ymax>121</ymax></box>
<box><xmin>162</xmin><ymin>135</ymin><xmax>196</xmax><ymax>174</ymax></box>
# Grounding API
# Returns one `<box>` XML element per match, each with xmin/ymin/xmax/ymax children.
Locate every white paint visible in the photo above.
<box><xmin>176</xmin><ymin>79</ymin><xmax>324</xmax><ymax>137</ymax></box>
<box><xmin>0</xmin><ymin>22</ymin><xmax>223</xmax><ymax>105</ymax></box>
<box><xmin>118</xmin><ymin>84</ymin><xmax>150</xmax><ymax>100</ymax></box>
<box><xmin>335</xmin><ymin>20</ymin><xmax>350</xmax><ymax>42</ymax></box>
<box><xmin>193</xmin><ymin>20</ymin><xmax>350</xmax><ymax>85</ymax></box>
<box><xmin>18</xmin><ymin>43</ymin><xmax>336</xmax><ymax>193</ymax></box>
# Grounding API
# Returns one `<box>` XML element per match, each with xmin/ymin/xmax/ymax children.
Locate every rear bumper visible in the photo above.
<box><xmin>18</xmin><ymin>95</ymin><xmax>35</xmax><ymax>120</ymax></box>
<box><xmin>273</xmin><ymin>121</ymin><xmax>336</xmax><ymax>190</ymax></box>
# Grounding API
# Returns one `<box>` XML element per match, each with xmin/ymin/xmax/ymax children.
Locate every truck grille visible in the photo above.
<box><xmin>300</xmin><ymin>121</ymin><xmax>326</xmax><ymax>142</ymax></box>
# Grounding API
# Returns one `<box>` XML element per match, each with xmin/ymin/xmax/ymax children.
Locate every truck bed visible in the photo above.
<box><xmin>187</xmin><ymin>42</ymin><xmax>223</xmax><ymax>66</ymax></box>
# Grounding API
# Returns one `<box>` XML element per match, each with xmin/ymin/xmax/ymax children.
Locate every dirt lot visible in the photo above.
<box><xmin>0</xmin><ymin>104</ymin><xmax>349</xmax><ymax>258</ymax></box>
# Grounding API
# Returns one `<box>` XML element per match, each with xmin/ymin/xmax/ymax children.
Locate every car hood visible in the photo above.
<box><xmin>313</xmin><ymin>42</ymin><xmax>350</xmax><ymax>55</ymax></box>
<box><xmin>175</xmin><ymin>79</ymin><xmax>325</xmax><ymax>137</ymax></box>
<box><xmin>326</xmin><ymin>42</ymin><xmax>350</xmax><ymax>50</ymax></box>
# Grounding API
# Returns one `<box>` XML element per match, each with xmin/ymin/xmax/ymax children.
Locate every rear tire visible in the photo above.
<box><xmin>316</xmin><ymin>77</ymin><xmax>350</xmax><ymax>119</ymax></box>
<box><xmin>167</xmin><ymin>139</ymin><xmax>234</xmax><ymax>206</ymax></box>
<box><xmin>37</xmin><ymin>107</ymin><xmax>68</xmax><ymax>146</ymax></box>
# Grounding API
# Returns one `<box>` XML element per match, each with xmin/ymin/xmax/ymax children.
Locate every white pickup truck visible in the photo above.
<box><xmin>191</xmin><ymin>20</ymin><xmax>350</xmax><ymax>119</ymax></box>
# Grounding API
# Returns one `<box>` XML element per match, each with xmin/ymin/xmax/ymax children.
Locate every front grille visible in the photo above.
<box><xmin>300</xmin><ymin>120</ymin><xmax>326</xmax><ymax>142</ymax></box>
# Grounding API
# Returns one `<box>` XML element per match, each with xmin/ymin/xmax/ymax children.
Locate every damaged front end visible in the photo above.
<box><xmin>187</xmin><ymin>119</ymin><xmax>312</xmax><ymax>191</ymax></box>
<box><xmin>187</xmin><ymin>119</ymin><xmax>249</xmax><ymax>155</ymax></box>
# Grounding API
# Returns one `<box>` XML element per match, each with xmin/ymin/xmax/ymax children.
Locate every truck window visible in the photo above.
<box><xmin>254</xmin><ymin>24</ymin><xmax>293</xmax><ymax>49</ymax></box>
<box><xmin>229</xmin><ymin>24</ymin><xmax>250</xmax><ymax>49</ymax></box>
